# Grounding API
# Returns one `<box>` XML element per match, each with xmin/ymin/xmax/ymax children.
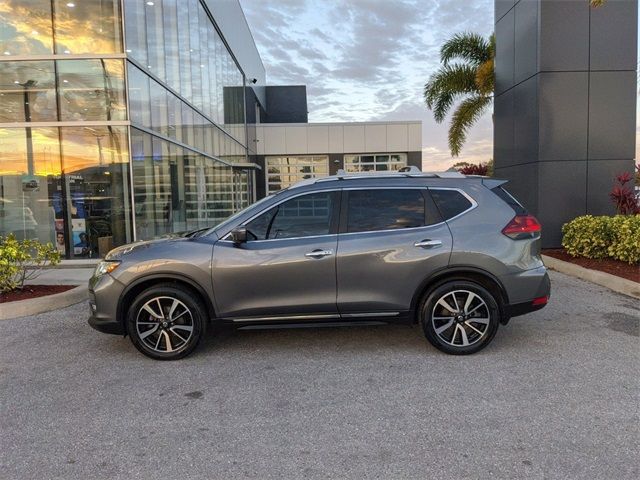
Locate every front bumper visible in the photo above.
<box><xmin>87</xmin><ymin>273</ymin><xmax>125</xmax><ymax>336</ymax></box>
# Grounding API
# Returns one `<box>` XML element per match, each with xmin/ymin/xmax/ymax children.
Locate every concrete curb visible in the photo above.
<box><xmin>542</xmin><ymin>254</ymin><xmax>640</xmax><ymax>300</ymax></box>
<box><xmin>0</xmin><ymin>285</ymin><xmax>87</xmax><ymax>320</ymax></box>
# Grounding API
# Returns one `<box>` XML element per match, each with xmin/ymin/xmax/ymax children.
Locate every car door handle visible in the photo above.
<box><xmin>305</xmin><ymin>249</ymin><xmax>333</xmax><ymax>259</ymax></box>
<box><xmin>414</xmin><ymin>239</ymin><xmax>442</xmax><ymax>248</ymax></box>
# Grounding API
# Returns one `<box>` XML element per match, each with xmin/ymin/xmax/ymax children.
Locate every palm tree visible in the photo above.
<box><xmin>423</xmin><ymin>32</ymin><xmax>494</xmax><ymax>156</ymax></box>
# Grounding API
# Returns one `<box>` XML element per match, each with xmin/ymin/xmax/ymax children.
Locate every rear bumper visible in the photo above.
<box><xmin>504</xmin><ymin>268</ymin><xmax>551</xmax><ymax>319</ymax></box>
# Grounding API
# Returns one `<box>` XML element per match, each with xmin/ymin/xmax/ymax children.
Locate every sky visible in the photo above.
<box><xmin>240</xmin><ymin>0</ymin><xmax>640</xmax><ymax>171</ymax></box>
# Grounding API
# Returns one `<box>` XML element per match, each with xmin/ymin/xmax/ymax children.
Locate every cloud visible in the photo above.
<box><xmin>240</xmin><ymin>0</ymin><xmax>495</xmax><ymax>168</ymax></box>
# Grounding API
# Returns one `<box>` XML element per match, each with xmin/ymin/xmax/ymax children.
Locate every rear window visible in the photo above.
<box><xmin>491</xmin><ymin>186</ymin><xmax>527</xmax><ymax>215</ymax></box>
<box><xmin>429</xmin><ymin>189</ymin><xmax>473</xmax><ymax>220</ymax></box>
<box><xmin>346</xmin><ymin>189</ymin><xmax>426</xmax><ymax>233</ymax></box>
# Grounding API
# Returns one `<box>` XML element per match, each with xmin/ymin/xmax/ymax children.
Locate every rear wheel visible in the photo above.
<box><xmin>126</xmin><ymin>284</ymin><xmax>206</xmax><ymax>360</ymax></box>
<box><xmin>420</xmin><ymin>280</ymin><xmax>500</xmax><ymax>355</ymax></box>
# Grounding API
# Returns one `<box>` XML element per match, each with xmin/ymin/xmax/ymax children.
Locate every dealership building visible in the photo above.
<box><xmin>0</xmin><ymin>0</ymin><xmax>423</xmax><ymax>258</ymax></box>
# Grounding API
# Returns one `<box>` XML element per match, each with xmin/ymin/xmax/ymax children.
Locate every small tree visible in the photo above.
<box><xmin>453</xmin><ymin>160</ymin><xmax>493</xmax><ymax>176</ymax></box>
<box><xmin>0</xmin><ymin>234</ymin><xmax>61</xmax><ymax>293</ymax></box>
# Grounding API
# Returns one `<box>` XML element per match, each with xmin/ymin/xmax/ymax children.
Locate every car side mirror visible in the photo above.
<box><xmin>230</xmin><ymin>227</ymin><xmax>248</xmax><ymax>245</ymax></box>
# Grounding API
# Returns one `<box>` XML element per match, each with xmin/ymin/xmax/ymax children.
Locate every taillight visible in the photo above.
<box><xmin>502</xmin><ymin>214</ymin><xmax>541</xmax><ymax>239</ymax></box>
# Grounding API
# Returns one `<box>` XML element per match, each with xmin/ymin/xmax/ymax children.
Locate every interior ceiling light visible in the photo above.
<box><xmin>66</xmin><ymin>2</ymin><xmax>75</xmax><ymax>7</ymax></box>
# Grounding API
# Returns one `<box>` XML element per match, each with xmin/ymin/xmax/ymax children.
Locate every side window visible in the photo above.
<box><xmin>244</xmin><ymin>192</ymin><xmax>336</xmax><ymax>240</ymax></box>
<box><xmin>429</xmin><ymin>189</ymin><xmax>473</xmax><ymax>220</ymax></box>
<box><xmin>346</xmin><ymin>189</ymin><xmax>426</xmax><ymax>233</ymax></box>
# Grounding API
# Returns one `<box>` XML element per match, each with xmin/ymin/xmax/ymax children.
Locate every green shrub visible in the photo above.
<box><xmin>0</xmin><ymin>234</ymin><xmax>61</xmax><ymax>293</ymax></box>
<box><xmin>561</xmin><ymin>215</ymin><xmax>640</xmax><ymax>265</ymax></box>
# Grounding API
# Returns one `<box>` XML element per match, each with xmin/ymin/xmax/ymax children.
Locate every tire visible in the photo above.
<box><xmin>419</xmin><ymin>280</ymin><xmax>500</xmax><ymax>355</ymax></box>
<box><xmin>126</xmin><ymin>284</ymin><xmax>207</xmax><ymax>360</ymax></box>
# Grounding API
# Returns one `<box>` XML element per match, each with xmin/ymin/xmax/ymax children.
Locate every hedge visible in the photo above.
<box><xmin>561</xmin><ymin>215</ymin><xmax>640</xmax><ymax>264</ymax></box>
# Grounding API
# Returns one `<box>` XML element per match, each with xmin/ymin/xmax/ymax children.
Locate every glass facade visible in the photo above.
<box><xmin>0</xmin><ymin>0</ymin><xmax>254</xmax><ymax>258</ymax></box>
<box><xmin>265</xmin><ymin>155</ymin><xmax>329</xmax><ymax>194</ymax></box>
<box><xmin>343</xmin><ymin>153</ymin><xmax>407</xmax><ymax>172</ymax></box>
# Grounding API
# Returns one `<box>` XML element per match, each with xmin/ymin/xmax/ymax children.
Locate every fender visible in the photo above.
<box><xmin>410</xmin><ymin>265</ymin><xmax>510</xmax><ymax>314</ymax></box>
<box><xmin>116</xmin><ymin>272</ymin><xmax>217</xmax><ymax>326</ymax></box>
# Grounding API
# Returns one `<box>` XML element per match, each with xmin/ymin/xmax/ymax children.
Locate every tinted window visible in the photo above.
<box><xmin>347</xmin><ymin>189</ymin><xmax>425</xmax><ymax>233</ymax></box>
<box><xmin>430</xmin><ymin>189</ymin><xmax>473</xmax><ymax>220</ymax></box>
<box><xmin>245</xmin><ymin>192</ymin><xmax>335</xmax><ymax>240</ymax></box>
<box><xmin>491</xmin><ymin>186</ymin><xmax>527</xmax><ymax>215</ymax></box>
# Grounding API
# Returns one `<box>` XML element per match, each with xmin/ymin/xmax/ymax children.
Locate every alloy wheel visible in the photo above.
<box><xmin>430</xmin><ymin>289</ymin><xmax>490</xmax><ymax>347</ymax></box>
<box><xmin>136</xmin><ymin>296</ymin><xmax>194</xmax><ymax>353</ymax></box>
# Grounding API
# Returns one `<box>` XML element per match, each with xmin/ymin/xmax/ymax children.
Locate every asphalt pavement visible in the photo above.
<box><xmin>1</xmin><ymin>271</ymin><xmax>638</xmax><ymax>480</ymax></box>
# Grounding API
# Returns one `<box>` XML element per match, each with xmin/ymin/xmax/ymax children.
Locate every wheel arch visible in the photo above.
<box><xmin>411</xmin><ymin>267</ymin><xmax>510</xmax><ymax>324</ymax></box>
<box><xmin>116</xmin><ymin>274</ymin><xmax>216</xmax><ymax>328</ymax></box>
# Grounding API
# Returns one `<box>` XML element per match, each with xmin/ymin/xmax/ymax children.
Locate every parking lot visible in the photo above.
<box><xmin>1</xmin><ymin>270</ymin><xmax>638</xmax><ymax>480</ymax></box>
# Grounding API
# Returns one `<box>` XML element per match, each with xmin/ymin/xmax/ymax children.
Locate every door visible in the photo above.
<box><xmin>212</xmin><ymin>190</ymin><xmax>340</xmax><ymax>320</ymax></box>
<box><xmin>336</xmin><ymin>188</ymin><xmax>453</xmax><ymax>315</ymax></box>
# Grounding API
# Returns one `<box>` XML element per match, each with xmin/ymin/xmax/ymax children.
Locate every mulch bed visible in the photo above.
<box><xmin>0</xmin><ymin>285</ymin><xmax>77</xmax><ymax>303</ymax></box>
<box><xmin>543</xmin><ymin>249</ymin><xmax>639</xmax><ymax>284</ymax></box>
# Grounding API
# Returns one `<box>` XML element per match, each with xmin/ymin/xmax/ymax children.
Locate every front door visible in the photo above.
<box><xmin>212</xmin><ymin>190</ymin><xmax>340</xmax><ymax>320</ymax></box>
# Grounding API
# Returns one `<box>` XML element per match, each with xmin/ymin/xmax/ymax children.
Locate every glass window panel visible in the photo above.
<box><xmin>60</xmin><ymin>126</ymin><xmax>131</xmax><ymax>257</ymax></box>
<box><xmin>0</xmin><ymin>0</ymin><xmax>53</xmax><ymax>55</ymax></box>
<box><xmin>53</xmin><ymin>0</ymin><xmax>122</xmax><ymax>54</ymax></box>
<box><xmin>123</xmin><ymin>0</ymin><xmax>147</xmax><ymax>65</ymax></box>
<box><xmin>0</xmin><ymin>61</ymin><xmax>56</xmax><ymax>122</ymax></box>
<box><xmin>193</xmin><ymin>112</ymin><xmax>206</xmax><ymax>152</ymax></box>
<box><xmin>176</xmin><ymin>2</ymin><xmax>192</xmax><ymax>99</ymax></box>
<box><xmin>188</xmin><ymin>0</ymin><xmax>202</xmax><ymax>110</ymax></box>
<box><xmin>265</xmin><ymin>156</ymin><xmax>329</xmax><ymax>193</ymax></box>
<box><xmin>207</xmin><ymin>25</ymin><xmax>219</xmax><ymax>125</ymax></box>
<box><xmin>58</xmin><ymin>59</ymin><xmax>126</xmax><ymax>121</ymax></box>
<box><xmin>198</xmin><ymin>2</ymin><xmax>211</xmax><ymax>118</ymax></box>
<box><xmin>169</xmin><ymin>143</ymin><xmax>186</xmax><ymax>232</ymax></box>
<box><xmin>167</xmin><ymin>92</ymin><xmax>183</xmax><ymax>143</ymax></box>
<box><xmin>347</xmin><ymin>189</ymin><xmax>425</xmax><ymax>233</ymax></box>
<box><xmin>0</xmin><ymin>127</ymin><xmax>62</xmax><ymax>249</ymax></box>
<box><xmin>163</xmin><ymin>0</ymin><xmax>180</xmax><ymax>93</ymax></box>
<box><xmin>144</xmin><ymin>0</ymin><xmax>165</xmax><ymax>78</ymax></box>
<box><xmin>181</xmin><ymin>102</ymin><xmax>194</xmax><ymax>146</ymax></box>
<box><xmin>127</xmin><ymin>63</ymin><xmax>151</xmax><ymax>127</ymax></box>
<box><xmin>149</xmin><ymin>79</ymin><xmax>168</xmax><ymax>136</ymax></box>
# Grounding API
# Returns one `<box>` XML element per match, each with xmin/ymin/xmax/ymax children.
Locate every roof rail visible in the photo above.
<box><xmin>289</xmin><ymin>169</ymin><xmax>468</xmax><ymax>189</ymax></box>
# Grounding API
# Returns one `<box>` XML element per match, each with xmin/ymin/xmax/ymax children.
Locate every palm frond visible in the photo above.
<box><xmin>441</xmin><ymin>32</ymin><xmax>492</xmax><ymax>67</ymax></box>
<box><xmin>448</xmin><ymin>95</ymin><xmax>492</xmax><ymax>156</ymax></box>
<box><xmin>423</xmin><ymin>64</ymin><xmax>478</xmax><ymax>122</ymax></box>
<box><xmin>475</xmin><ymin>58</ymin><xmax>494</xmax><ymax>95</ymax></box>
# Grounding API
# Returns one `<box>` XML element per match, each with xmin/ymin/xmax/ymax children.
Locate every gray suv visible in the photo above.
<box><xmin>88</xmin><ymin>170</ymin><xmax>550</xmax><ymax>360</ymax></box>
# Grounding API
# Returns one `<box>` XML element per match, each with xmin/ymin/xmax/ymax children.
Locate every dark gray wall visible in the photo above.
<box><xmin>261</xmin><ymin>86</ymin><xmax>308</xmax><ymax>124</ymax></box>
<box><xmin>494</xmin><ymin>0</ymin><xmax>637</xmax><ymax>247</ymax></box>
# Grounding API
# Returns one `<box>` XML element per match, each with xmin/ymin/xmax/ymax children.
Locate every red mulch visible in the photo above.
<box><xmin>0</xmin><ymin>285</ymin><xmax>77</xmax><ymax>303</ymax></box>
<box><xmin>543</xmin><ymin>249</ymin><xmax>639</xmax><ymax>283</ymax></box>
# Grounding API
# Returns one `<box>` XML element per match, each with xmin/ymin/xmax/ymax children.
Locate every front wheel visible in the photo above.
<box><xmin>126</xmin><ymin>284</ymin><xmax>207</xmax><ymax>360</ymax></box>
<box><xmin>420</xmin><ymin>280</ymin><xmax>500</xmax><ymax>355</ymax></box>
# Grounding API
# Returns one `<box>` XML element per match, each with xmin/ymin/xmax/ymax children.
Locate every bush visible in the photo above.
<box><xmin>0</xmin><ymin>234</ymin><xmax>61</xmax><ymax>293</ymax></box>
<box><xmin>561</xmin><ymin>215</ymin><xmax>640</xmax><ymax>264</ymax></box>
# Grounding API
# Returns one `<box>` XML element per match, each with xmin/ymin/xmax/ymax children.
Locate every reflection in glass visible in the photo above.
<box><xmin>149</xmin><ymin>79</ymin><xmax>168</xmax><ymax>137</ymax></box>
<box><xmin>0</xmin><ymin>0</ymin><xmax>53</xmax><ymax>55</ymax></box>
<box><xmin>265</xmin><ymin>156</ymin><xmax>329</xmax><ymax>193</ymax></box>
<box><xmin>128</xmin><ymin>63</ymin><xmax>151</xmax><ymax>127</ymax></box>
<box><xmin>144</xmin><ymin>0</ymin><xmax>165</xmax><ymax>78</ymax></box>
<box><xmin>163</xmin><ymin>0</ymin><xmax>180</xmax><ymax>93</ymax></box>
<box><xmin>53</xmin><ymin>0</ymin><xmax>122</xmax><ymax>54</ymax></box>
<box><xmin>123</xmin><ymin>0</ymin><xmax>147</xmax><ymax>66</ymax></box>
<box><xmin>0</xmin><ymin>61</ymin><xmax>56</xmax><ymax>122</ymax></box>
<box><xmin>60</xmin><ymin>126</ymin><xmax>131</xmax><ymax>258</ymax></box>
<box><xmin>0</xmin><ymin>127</ymin><xmax>62</xmax><ymax>246</ymax></box>
<box><xmin>57</xmin><ymin>59</ymin><xmax>126</xmax><ymax>121</ymax></box>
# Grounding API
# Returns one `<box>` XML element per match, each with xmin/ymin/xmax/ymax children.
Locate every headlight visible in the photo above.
<box><xmin>94</xmin><ymin>260</ymin><xmax>121</xmax><ymax>278</ymax></box>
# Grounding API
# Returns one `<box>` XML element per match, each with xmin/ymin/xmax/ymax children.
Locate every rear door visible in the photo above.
<box><xmin>336</xmin><ymin>188</ymin><xmax>453</xmax><ymax>316</ymax></box>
